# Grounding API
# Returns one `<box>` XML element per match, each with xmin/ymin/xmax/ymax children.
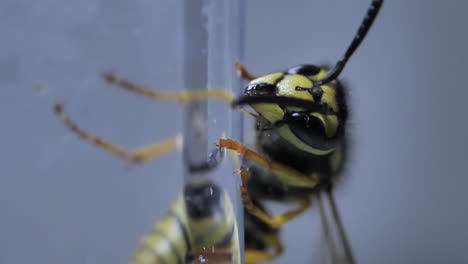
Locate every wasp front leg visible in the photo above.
<box><xmin>235</xmin><ymin>62</ymin><xmax>257</xmax><ymax>82</ymax></box>
<box><xmin>54</xmin><ymin>100</ymin><xmax>181</xmax><ymax>164</ymax></box>
<box><xmin>220</xmin><ymin>138</ymin><xmax>319</xmax><ymax>189</ymax></box>
<box><xmin>224</xmin><ymin>139</ymin><xmax>314</xmax><ymax>227</ymax></box>
<box><xmin>222</xmin><ymin>137</ymin><xmax>313</xmax><ymax>227</ymax></box>
<box><xmin>102</xmin><ymin>72</ymin><xmax>257</xmax><ymax>118</ymax></box>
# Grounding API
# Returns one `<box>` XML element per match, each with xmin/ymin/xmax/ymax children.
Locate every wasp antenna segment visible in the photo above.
<box><xmin>317</xmin><ymin>0</ymin><xmax>384</xmax><ymax>85</ymax></box>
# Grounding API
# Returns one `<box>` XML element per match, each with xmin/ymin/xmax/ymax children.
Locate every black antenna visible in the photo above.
<box><xmin>316</xmin><ymin>0</ymin><xmax>383</xmax><ymax>86</ymax></box>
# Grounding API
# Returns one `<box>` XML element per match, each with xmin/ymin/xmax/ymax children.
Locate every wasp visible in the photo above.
<box><xmin>224</xmin><ymin>1</ymin><xmax>383</xmax><ymax>262</ymax></box>
<box><xmin>54</xmin><ymin>0</ymin><xmax>383</xmax><ymax>262</ymax></box>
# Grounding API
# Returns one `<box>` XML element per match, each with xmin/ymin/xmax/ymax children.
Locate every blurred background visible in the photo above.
<box><xmin>1</xmin><ymin>0</ymin><xmax>467</xmax><ymax>263</ymax></box>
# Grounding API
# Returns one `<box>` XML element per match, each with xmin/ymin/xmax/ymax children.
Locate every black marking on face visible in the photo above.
<box><xmin>232</xmin><ymin>95</ymin><xmax>337</xmax><ymax>115</ymax></box>
<box><xmin>295</xmin><ymin>86</ymin><xmax>308</xmax><ymax>92</ymax></box>
<box><xmin>245</xmin><ymin>83</ymin><xmax>277</xmax><ymax>96</ymax></box>
<box><xmin>295</xmin><ymin>86</ymin><xmax>324</xmax><ymax>102</ymax></box>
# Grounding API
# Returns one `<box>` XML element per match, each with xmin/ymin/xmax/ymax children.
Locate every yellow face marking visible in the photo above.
<box><xmin>248</xmin><ymin>72</ymin><xmax>285</xmax><ymax>124</ymax></box>
<box><xmin>250</xmin><ymin>72</ymin><xmax>283</xmax><ymax>85</ymax></box>
<box><xmin>320</xmin><ymin>84</ymin><xmax>339</xmax><ymax>112</ymax></box>
<box><xmin>277</xmin><ymin>75</ymin><xmax>313</xmax><ymax>99</ymax></box>
<box><xmin>275</xmin><ymin>74</ymin><xmax>315</xmax><ymax>112</ymax></box>
<box><xmin>251</xmin><ymin>103</ymin><xmax>284</xmax><ymax>124</ymax></box>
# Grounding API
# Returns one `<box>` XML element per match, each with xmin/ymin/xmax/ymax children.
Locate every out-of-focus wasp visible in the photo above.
<box><xmin>54</xmin><ymin>103</ymin><xmax>241</xmax><ymax>263</ymax></box>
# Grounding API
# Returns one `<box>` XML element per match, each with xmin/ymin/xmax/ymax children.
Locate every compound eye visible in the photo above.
<box><xmin>285</xmin><ymin>112</ymin><xmax>333</xmax><ymax>150</ymax></box>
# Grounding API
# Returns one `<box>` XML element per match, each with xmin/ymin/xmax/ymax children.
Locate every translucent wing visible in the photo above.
<box><xmin>314</xmin><ymin>190</ymin><xmax>355</xmax><ymax>264</ymax></box>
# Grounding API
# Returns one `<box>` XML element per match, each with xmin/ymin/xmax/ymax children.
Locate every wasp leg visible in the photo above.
<box><xmin>219</xmin><ymin>138</ymin><xmax>318</xmax><ymax>188</ymax></box>
<box><xmin>102</xmin><ymin>72</ymin><xmax>234</xmax><ymax>103</ymax></box>
<box><xmin>129</xmin><ymin>136</ymin><xmax>181</xmax><ymax>164</ymax></box>
<box><xmin>226</xmin><ymin>146</ymin><xmax>312</xmax><ymax>227</ymax></box>
<box><xmin>102</xmin><ymin>72</ymin><xmax>257</xmax><ymax>117</ymax></box>
<box><xmin>236</xmin><ymin>167</ymin><xmax>310</xmax><ymax>228</ymax></box>
<box><xmin>235</xmin><ymin>62</ymin><xmax>257</xmax><ymax>82</ymax></box>
<box><xmin>54</xmin><ymin>100</ymin><xmax>180</xmax><ymax>163</ymax></box>
<box><xmin>245</xmin><ymin>234</ymin><xmax>283</xmax><ymax>264</ymax></box>
<box><xmin>54</xmin><ymin>100</ymin><xmax>127</xmax><ymax>158</ymax></box>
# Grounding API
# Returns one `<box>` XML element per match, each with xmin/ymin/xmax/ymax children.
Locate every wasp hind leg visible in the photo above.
<box><xmin>245</xmin><ymin>233</ymin><xmax>284</xmax><ymax>264</ymax></box>
<box><xmin>236</xmin><ymin>167</ymin><xmax>310</xmax><ymax>228</ymax></box>
<box><xmin>54</xmin><ymin>100</ymin><xmax>180</xmax><ymax>163</ymax></box>
<box><xmin>228</xmin><ymin>151</ymin><xmax>284</xmax><ymax>263</ymax></box>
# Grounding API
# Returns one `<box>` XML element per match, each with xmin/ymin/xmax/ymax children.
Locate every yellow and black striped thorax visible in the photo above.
<box><xmin>133</xmin><ymin>181</ymin><xmax>240</xmax><ymax>264</ymax></box>
<box><xmin>244</xmin><ymin>64</ymin><xmax>348</xmax><ymax>157</ymax></box>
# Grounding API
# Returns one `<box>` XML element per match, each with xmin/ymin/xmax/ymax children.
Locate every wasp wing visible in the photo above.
<box><xmin>314</xmin><ymin>190</ymin><xmax>355</xmax><ymax>264</ymax></box>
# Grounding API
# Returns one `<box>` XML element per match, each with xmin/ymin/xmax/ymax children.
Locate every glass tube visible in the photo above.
<box><xmin>182</xmin><ymin>0</ymin><xmax>245</xmax><ymax>262</ymax></box>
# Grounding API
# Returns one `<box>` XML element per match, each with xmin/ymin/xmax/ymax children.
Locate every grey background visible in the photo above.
<box><xmin>1</xmin><ymin>0</ymin><xmax>467</xmax><ymax>264</ymax></box>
